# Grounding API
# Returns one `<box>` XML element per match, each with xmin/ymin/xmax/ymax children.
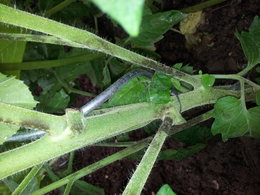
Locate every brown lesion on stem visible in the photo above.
<box><xmin>20</xmin><ymin>119</ymin><xmax>50</xmax><ymax>131</ymax></box>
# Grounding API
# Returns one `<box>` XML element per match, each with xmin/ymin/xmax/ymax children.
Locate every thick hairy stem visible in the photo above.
<box><xmin>0</xmin><ymin>87</ymin><xmax>255</xmax><ymax>179</ymax></box>
<box><xmin>0</xmin><ymin>103</ymin><xmax>161</xmax><ymax>179</ymax></box>
<box><xmin>123</xmin><ymin>118</ymin><xmax>172</xmax><ymax>195</ymax></box>
<box><xmin>0</xmin><ymin>4</ymin><xmax>200</xmax><ymax>87</ymax></box>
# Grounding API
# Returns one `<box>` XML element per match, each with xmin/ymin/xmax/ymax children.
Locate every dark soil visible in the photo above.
<box><xmin>71</xmin><ymin>0</ymin><xmax>260</xmax><ymax>194</ymax></box>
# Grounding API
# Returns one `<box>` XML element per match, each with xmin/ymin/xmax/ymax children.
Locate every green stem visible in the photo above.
<box><xmin>63</xmin><ymin>180</ymin><xmax>74</xmax><ymax>195</ymax></box>
<box><xmin>0</xmin><ymin>53</ymin><xmax>103</xmax><ymax>71</ymax></box>
<box><xmin>53</xmin><ymin>70</ymin><xmax>96</xmax><ymax>97</ymax></box>
<box><xmin>12</xmin><ymin>163</ymin><xmax>44</xmax><ymax>195</ymax></box>
<box><xmin>96</xmin><ymin>141</ymin><xmax>139</xmax><ymax>147</ymax></box>
<box><xmin>31</xmin><ymin>139</ymin><xmax>150</xmax><ymax>195</ymax></box>
<box><xmin>167</xmin><ymin>109</ymin><xmax>214</xmax><ymax>135</ymax></box>
<box><xmin>240</xmin><ymin>80</ymin><xmax>247</xmax><ymax>109</ymax></box>
<box><xmin>0</xmin><ymin>4</ymin><xmax>201</xmax><ymax>88</ymax></box>
<box><xmin>60</xmin><ymin>152</ymin><xmax>75</xmax><ymax>177</ymax></box>
<box><xmin>45</xmin><ymin>0</ymin><xmax>76</xmax><ymax>18</ymax></box>
<box><xmin>237</xmin><ymin>64</ymin><xmax>259</xmax><ymax>76</ymax></box>
<box><xmin>181</xmin><ymin>0</ymin><xmax>227</xmax><ymax>13</ymax></box>
<box><xmin>212</xmin><ymin>74</ymin><xmax>260</xmax><ymax>90</ymax></box>
<box><xmin>123</xmin><ymin>118</ymin><xmax>172</xmax><ymax>195</ymax></box>
<box><xmin>0</xmin><ymin>33</ymin><xmax>85</xmax><ymax>48</ymax></box>
<box><xmin>0</xmin><ymin>102</ymin><xmax>66</xmax><ymax>133</ymax></box>
<box><xmin>0</xmin><ymin>102</ymin><xmax>161</xmax><ymax>180</ymax></box>
<box><xmin>0</xmin><ymin>87</ymin><xmax>255</xmax><ymax>179</ymax></box>
<box><xmin>44</xmin><ymin>164</ymin><xmax>60</xmax><ymax>182</ymax></box>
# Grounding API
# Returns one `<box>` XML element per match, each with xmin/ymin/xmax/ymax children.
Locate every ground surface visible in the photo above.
<box><xmin>71</xmin><ymin>0</ymin><xmax>260</xmax><ymax>194</ymax></box>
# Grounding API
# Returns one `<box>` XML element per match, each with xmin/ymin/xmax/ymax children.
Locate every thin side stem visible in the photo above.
<box><xmin>96</xmin><ymin>141</ymin><xmax>139</xmax><ymax>147</ymax></box>
<box><xmin>60</xmin><ymin>152</ymin><xmax>75</xmax><ymax>177</ymax></box>
<box><xmin>45</xmin><ymin>0</ymin><xmax>76</xmax><ymax>17</ymax></box>
<box><xmin>44</xmin><ymin>164</ymin><xmax>60</xmax><ymax>182</ymax></box>
<box><xmin>53</xmin><ymin>70</ymin><xmax>96</xmax><ymax>97</ymax></box>
<box><xmin>181</xmin><ymin>0</ymin><xmax>227</xmax><ymax>13</ymax></box>
<box><xmin>167</xmin><ymin>109</ymin><xmax>214</xmax><ymax>136</ymax></box>
<box><xmin>240</xmin><ymin>80</ymin><xmax>247</xmax><ymax>109</ymax></box>
<box><xmin>237</xmin><ymin>64</ymin><xmax>259</xmax><ymax>76</ymax></box>
<box><xmin>212</xmin><ymin>74</ymin><xmax>260</xmax><ymax>90</ymax></box>
<box><xmin>31</xmin><ymin>139</ymin><xmax>151</xmax><ymax>195</ymax></box>
<box><xmin>12</xmin><ymin>163</ymin><xmax>44</xmax><ymax>195</ymax></box>
<box><xmin>63</xmin><ymin>180</ymin><xmax>74</xmax><ymax>195</ymax></box>
<box><xmin>0</xmin><ymin>53</ymin><xmax>103</xmax><ymax>71</ymax></box>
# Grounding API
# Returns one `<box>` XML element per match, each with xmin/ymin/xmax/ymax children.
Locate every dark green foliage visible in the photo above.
<box><xmin>212</xmin><ymin>96</ymin><xmax>260</xmax><ymax>140</ymax></box>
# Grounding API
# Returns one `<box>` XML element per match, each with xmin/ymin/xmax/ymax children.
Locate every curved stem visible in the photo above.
<box><xmin>237</xmin><ymin>64</ymin><xmax>259</xmax><ymax>76</ymax></box>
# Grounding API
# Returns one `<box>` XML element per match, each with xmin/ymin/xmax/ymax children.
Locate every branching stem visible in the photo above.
<box><xmin>31</xmin><ymin>139</ymin><xmax>151</xmax><ymax>195</ymax></box>
<box><xmin>0</xmin><ymin>4</ymin><xmax>201</xmax><ymax>88</ymax></box>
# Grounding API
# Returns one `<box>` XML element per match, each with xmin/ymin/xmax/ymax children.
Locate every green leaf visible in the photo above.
<box><xmin>249</xmin><ymin>16</ymin><xmax>260</xmax><ymax>47</ymax></box>
<box><xmin>105</xmin><ymin>72</ymin><xmax>175</xmax><ymax>107</ymax></box>
<box><xmin>256</xmin><ymin>91</ymin><xmax>260</xmax><ymax>105</ymax></box>
<box><xmin>158</xmin><ymin>144</ymin><xmax>206</xmax><ymax>161</ymax></box>
<box><xmin>0</xmin><ymin>73</ymin><xmax>38</xmax><ymax>144</ymax></box>
<box><xmin>173</xmin><ymin>63</ymin><xmax>196</xmax><ymax>74</ymax></box>
<box><xmin>212</xmin><ymin>96</ymin><xmax>260</xmax><ymax>140</ymax></box>
<box><xmin>88</xmin><ymin>0</ymin><xmax>145</xmax><ymax>36</ymax></box>
<box><xmin>102</xmin><ymin>65</ymin><xmax>111</xmax><ymax>87</ymax></box>
<box><xmin>172</xmin><ymin>126</ymin><xmax>213</xmax><ymax>144</ymax></box>
<box><xmin>149</xmin><ymin>88</ymin><xmax>171</xmax><ymax>104</ymax></box>
<box><xmin>0</xmin><ymin>182</ymin><xmax>11</xmax><ymax>194</ymax></box>
<box><xmin>151</xmin><ymin>72</ymin><xmax>172</xmax><ymax>90</ymax></box>
<box><xmin>38</xmin><ymin>89</ymin><xmax>70</xmax><ymax>113</ymax></box>
<box><xmin>235</xmin><ymin>16</ymin><xmax>260</xmax><ymax>67</ymax></box>
<box><xmin>247</xmin><ymin>106</ymin><xmax>260</xmax><ymax>138</ymax></box>
<box><xmin>0</xmin><ymin>73</ymin><xmax>38</xmax><ymax>108</ymax></box>
<box><xmin>130</xmin><ymin>10</ymin><xmax>186</xmax><ymax>47</ymax></box>
<box><xmin>156</xmin><ymin>184</ymin><xmax>176</xmax><ymax>195</ymax></box>
<box><xmin>148</xmin><ymin>72</ymin><xmax>173</xmax><ymax>104</ymax></box>
<box><xmin>201</xmin><ymin>74</ymin><xmax>215</xmax><ymax>89</ymax></box>
<box><xmin>255</xmin><ymin>77</ymin><xmax>260</xmax><ymax>84</ymax></box>
<box><xmin>108</xmin><ymin>58</ymin><xmax>128</xmax><ymax>76</ymax></box>
<box><xmin>2</xmin><ymin>169</ymin><xmax>41</xmax><ymax>195</ymax></box>
<box><xmin>105</xmin><ymin>77</ymin><xmax>148</xmax><ymax>107</ymax></box>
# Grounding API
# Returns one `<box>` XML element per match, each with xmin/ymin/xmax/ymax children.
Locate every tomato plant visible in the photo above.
<box><xmin>0</xmin><ymin>0</ymin><xmax>259</xmax><ymax>194</ymax></box>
